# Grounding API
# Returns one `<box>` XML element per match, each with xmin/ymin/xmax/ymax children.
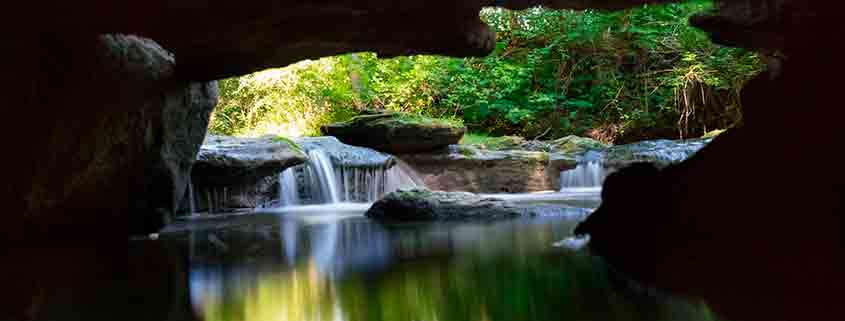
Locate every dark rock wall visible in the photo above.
<box><xmin>1</xmin><ymin>35</ymin><xmax>217</xmax><ymax>239</ymax></box>
<box><xmin>575</xmin><ymin>1</ymin><xmax>845</xmax><ymax>320</ymax></box>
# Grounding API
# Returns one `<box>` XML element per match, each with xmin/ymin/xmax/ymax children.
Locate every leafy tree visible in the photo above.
<box><xmin>210</xmin><ymin>0</ymin><xmax>762</xmax><ymax>143</ymax></box>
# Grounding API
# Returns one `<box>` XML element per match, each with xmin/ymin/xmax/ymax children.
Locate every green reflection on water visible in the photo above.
<box><xmin>194</xmin><ymin>252</ymin><xmax>716</xmax><ymax>321</ymax></box>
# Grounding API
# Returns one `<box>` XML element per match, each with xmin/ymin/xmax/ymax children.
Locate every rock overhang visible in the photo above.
<box><xmin>5</xmin><ymin>1</ymin><xmax>681</xmax><ymax>82</ymax></box>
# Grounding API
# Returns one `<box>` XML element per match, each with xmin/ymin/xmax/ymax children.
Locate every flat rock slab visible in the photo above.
<box><xmin>193</xmin><ymin>135</ymin><xmax>307</xmax><ymax>186</ymax></box>
<box><xmin>366</xmin><ymin>189</ymin><xmax>589</xmax><ymax>222</ymax></box>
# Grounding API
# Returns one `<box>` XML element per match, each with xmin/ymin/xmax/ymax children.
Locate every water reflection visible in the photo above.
<box><xmin>174</xmin><ymin>207</ymin><xmax>714</xmax><ymax>321</ymax></box>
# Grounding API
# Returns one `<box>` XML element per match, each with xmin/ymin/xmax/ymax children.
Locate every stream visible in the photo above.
<box><xmin>149</xmin><ymin>192</ymin><xmax>713</xmax><ymax>321</ymax></box>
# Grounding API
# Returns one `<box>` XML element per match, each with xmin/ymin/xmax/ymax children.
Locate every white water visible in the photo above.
<box><xmin>559</xmin><ymin>161</ymin><xmax>607</xmax><ymax>193</ymax></box>
<box><xmin>277</xmin><ymin>151</ymin><xmax>421</xmax><ymax>207</ymax></box>
<box><xmin>309</xmin><ymin>149</ymin><xmax>342</xmax><ymax>204</ymax></box>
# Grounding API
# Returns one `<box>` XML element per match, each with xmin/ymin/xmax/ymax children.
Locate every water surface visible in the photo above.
<box><xmin>0</xmin><ymin>196</ymin><xmax>716</xmax><ymax>321</ymax></box>
<box><xmin>163</xmin><ymin>200</ymin><xmax>714</xmax><ymax>321</ymax></box>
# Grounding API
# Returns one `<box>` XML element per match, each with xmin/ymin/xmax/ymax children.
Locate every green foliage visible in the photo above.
<box><xmin>209</xmin><ymin>0</ymin><xmax>762</xmax><ymax>143</ymax></box>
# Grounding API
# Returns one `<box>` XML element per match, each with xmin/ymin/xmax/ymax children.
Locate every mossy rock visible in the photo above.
<box><xmin>548</xmin><ymin>136</ymin><xmax>609</xmax><ymax>155</ymax></box>
<box><xmin>366</xmin><ymin>189</ymin><xmax>527</xmax><ymax>222</ymax></box>
<box><xmin>322</xmin><ymin>112</ymin><xmax>466</xmax><ymax>154</ymax></box>
<box><xmin>194</xmin><ymin>135</ymin><xmax>307</xmax><ymax>186</ymax></box>
<box><xmin>462</xmin><ymin>135</ymin><xmax>526</xmax><ymax>150</ymax></box>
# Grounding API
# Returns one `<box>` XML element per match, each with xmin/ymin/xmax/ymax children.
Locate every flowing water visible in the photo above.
<box><xmin>276</xmin><ymin>141</ymin><xmax>421</xmax><ymax>207</ymax></box>
<box><xmin>558</xmin><ymin>138</ymin><xmax>709</xmax><ymax>193</ymax></box>
<box><xmin>559</xmin><ymin>161</ymin><xmax>607</xmax><ymax>193</ymax></box>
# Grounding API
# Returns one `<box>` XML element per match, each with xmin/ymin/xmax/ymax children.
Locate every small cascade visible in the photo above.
<box><xmin>559</xmin><ymin>138</ymin><xmax>710</xmax><ymax>193</ymax></box>
<box><xmin>308</xmin><ymin>149</ymin><xmax>341</xmax><ymax>204</ymax></box>
<box><xmin>279</xmin><ymin>169</ymin><xmax>300</xmax><ymax>206</ymax></box>
<box><xmin>559</xmin><ymin>161</ymin><xmax>607</xmax><ymax>193</ymax></box>
<box><xmin>276</xmin><ymin>142</ymin><xmax>422</xmax><ymax>207</ymax></box>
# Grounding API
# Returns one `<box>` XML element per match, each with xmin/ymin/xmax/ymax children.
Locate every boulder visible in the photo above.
<box><xmin>193</xmin><ymin>135</ymin><xmax>307</xmax><ymax>187</ymax></box>
<box><xmin>188</xmin><ymin>135</ymin><xmax>306</xmax><ymax>213</ymax></box>
<box><xmin>322</xmin><ymin>113</ymin><xmax>466</xmax><ymax>154</ymax></box>
<box><xmin>366</xmin><ymin>189</ymin><xmax>528</xmax><ymax>222</ymax></box>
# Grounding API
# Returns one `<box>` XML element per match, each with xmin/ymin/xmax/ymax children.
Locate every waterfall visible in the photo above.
<box><xmin>277</xmin><ymin>148</ymin><xmax>421</xmax><ymax>207</ymax></box>
<box><xmin>279</xmin><ymin>169</ymin><xmax>300</xmax><ymax>206</ymax></box>
<box><xmin>559</xmin><ymin>161</ymin><xmax>607</xmax><ymax>193</ymax></box>
<box><xmin>308</xmin><ymin>149</ymin><xmax>341</xmax><ymax>204</ymax></box>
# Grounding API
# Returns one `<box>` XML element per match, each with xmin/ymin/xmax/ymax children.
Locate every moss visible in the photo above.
<box><xmin>549</xmin><ymin>135</ymin><xmax>608</xmax><ymax>154</ymax></box>
<box><xmin>271</xmin><ymin>135</ymin><xmax>303</xmax><ymax>153</ymax></box>
<box><xmin>460</xmin><ymin>133</ymin><xmax>525</xmax><ymax>150</ymax></box>
<box><xmin>373</xmin><ymin>112</ymin><xmax>464</xmax><ymax>129</ymax></box>
<box><xmin>389</xmin><ymin>188</ymin><xmax>432</xmax><ymax>202</ymax></box>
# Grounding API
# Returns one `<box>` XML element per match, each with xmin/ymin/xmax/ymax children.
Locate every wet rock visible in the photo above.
<box><xmin>366</xmin><ymin>189</ymin><xmax>527</xmax><ymax>222</ymax></box>
<box><xmin>400</xmin><ymin>146</ymin><xmax>576</xmax><ymax>193</ymax></box>
<box><xmin>193</xmin><ymin>135</ymin><xmax>306</xmax><ymax>187</ymax></box>
<box><xmin>295</xmin><ymin>136</ymin><xmax>396</xmax><ymax>168</ymax></box>
<box><xmin>322</xmin><ymin>113</ymin><xmax>466</xmax><ymax>154</ymax></box>
<box><xmin>603</xmin><ymin>139</ymin><xmax>709</xmax><ymax>168</ymax></box>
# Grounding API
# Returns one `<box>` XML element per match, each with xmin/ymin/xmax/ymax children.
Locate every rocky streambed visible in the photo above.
<box><xmin>185</xmin><ymin>125</ymin><xmax>710</xmax><ymax>217</ymax></box>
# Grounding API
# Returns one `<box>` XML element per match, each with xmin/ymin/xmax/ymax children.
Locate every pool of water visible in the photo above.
<box><xmin>0</xmin><ymin>196</ymin><xmax>715</xmax><ymax>321</ymax></box>
<box><xmin>165</xmin><ymin>197</ymin><xmax>713</xmax><ymax>321</ymax></box>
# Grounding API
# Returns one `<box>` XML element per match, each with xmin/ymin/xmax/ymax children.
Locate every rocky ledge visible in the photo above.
<box><xmin>193</xmin><ymin>135</ymin><xmax>307</xmax><ymax>187</ymax></box>
<box><xmin>397</xmin><ymin>136</ymin><xmax>607</xmax><ymax>193</ymax></box>
<box><xmin>322</xmin><ymin>113</ymin><xmax>466</xmax><ymax>154</ymax></box>
<box><xmin>400</xmin><ymin>146</ymin><xmax>576</xmax><ymax>193</ymax></box>
<box><xmin>188</xmin><ymin>135</ymin><xmax>306</xmax><ymax>212</ymax></box>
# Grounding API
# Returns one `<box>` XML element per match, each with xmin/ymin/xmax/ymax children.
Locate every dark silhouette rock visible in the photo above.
<box><xmin>576</xmin><ymin>58</ymin><xmax>845</xmax><ymax>321</ymax></box>
<box><xmin>2</xmin><ymin>1</ymin><xmax>672</xmax><ymax>81</ymax></box>
<box><xmin>1</xmin><ymin>35</ymin><xmax>217</xmax><ymax>238</ymax></box>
